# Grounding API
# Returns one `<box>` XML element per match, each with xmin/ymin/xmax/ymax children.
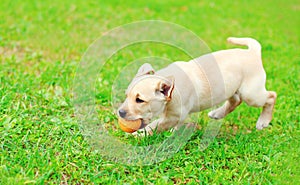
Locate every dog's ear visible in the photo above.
<box><xmin>135</xmin><ymin>63</ymin><xmax>155</xmax><ymax>77</ymax></box>
<box><xmin>158</xmin><ymin>76</ymin><xmax>174</xmax><ymax>101</ymax></box>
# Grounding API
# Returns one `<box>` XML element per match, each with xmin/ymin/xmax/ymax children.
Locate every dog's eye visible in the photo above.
<box><xmin>136</xmin><ymin>98</ymin><xmax>145</xmax><ymax>103</ymax></box>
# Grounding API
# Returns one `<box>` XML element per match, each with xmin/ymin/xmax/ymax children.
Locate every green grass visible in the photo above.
<box><xmin>1</xmin><ymin>0</ymin><xmax>299</xmax><ymax>184</ymax></box>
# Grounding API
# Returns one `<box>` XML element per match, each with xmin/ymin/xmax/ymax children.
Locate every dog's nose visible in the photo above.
<box><xmin>118</xmin><ymin>109</ymin><xmax>127</xmax><ymax>118</ymax></box>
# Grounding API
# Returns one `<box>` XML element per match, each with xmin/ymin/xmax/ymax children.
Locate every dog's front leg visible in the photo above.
<box><xmin>133</xmin><ymin>116</ymin><xmax>181</xmax><ymax>136</ymax></box>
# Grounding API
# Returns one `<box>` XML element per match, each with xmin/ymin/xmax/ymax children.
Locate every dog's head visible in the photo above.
<box><xmin>117</xmin><ymin>63</ymin><xmax>174</xmax><ymax>127</ymax></box>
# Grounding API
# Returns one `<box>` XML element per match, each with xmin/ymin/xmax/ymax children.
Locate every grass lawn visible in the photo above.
<box><xmin>1</xmin><ymin>0</ymin><xmax>299</xmax><ymax>184</ymax></box>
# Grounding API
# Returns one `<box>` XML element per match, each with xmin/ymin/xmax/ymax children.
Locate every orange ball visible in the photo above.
<box><xmin>118</xmin><ymin>118</ymin><xmax>142</xmax><ymax>133</ymax></box>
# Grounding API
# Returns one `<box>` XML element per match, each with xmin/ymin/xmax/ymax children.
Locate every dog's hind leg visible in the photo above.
<box><xmin>241</xmin><ymin>84</ymin><xmax>277</xmax><ymax>130</ymax></box>
<box><xmin>208</xmin><ymin>93</ymin><xmax>242</xmax><ymax>119</ymax></box>
<box><xmin>255</xmin><ymin>91</ymin><xmax>277</xmax><ymax>130</ymax></box>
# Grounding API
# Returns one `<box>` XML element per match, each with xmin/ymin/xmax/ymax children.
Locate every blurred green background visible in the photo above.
<box><xmin>0</xmin><ymin>0</ymin><xmax>299</xmax><ymax>184</ymax></box>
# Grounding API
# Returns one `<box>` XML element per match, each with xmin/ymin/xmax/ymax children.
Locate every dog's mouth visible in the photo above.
<box><xmin>131</xmin><ymin>118</ymin><xmax>148</xmax><ymax>129</ymax></box>
<box><xmin>139</xmin><ymin>119</ymin><xmax>147</xmax><ymax>129</ymax></box>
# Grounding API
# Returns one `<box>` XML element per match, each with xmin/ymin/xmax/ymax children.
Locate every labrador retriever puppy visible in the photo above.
<box><xmin>118</xmin><ymin>37</ymin><xmax>277</xmax><ymax>135</ymax></box>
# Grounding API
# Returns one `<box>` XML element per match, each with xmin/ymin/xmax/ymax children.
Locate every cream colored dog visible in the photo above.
<box><xmin>118</xmin><ymin>37</ymin><xmax>277</xmax><ymax>135</ymax></box>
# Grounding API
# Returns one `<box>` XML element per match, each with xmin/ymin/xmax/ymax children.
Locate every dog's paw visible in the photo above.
<box><xmin>208</xmin><ymin>109</ymin><xmax>225</xmax><ymax>119</ymax></box>
<box><xmin>256</xmin><ymin>113</ymin><xmax>272</xmax><ymax>130</ymax></box>
<box><xmin>132</xmin><ymin>131</ymin><xmax>144</xmax><ymax>137</ymax></box>
<box><xmin>256</xmin><ymin>122</ymin><xmax>269</xmax><ymax>130</ymax></box>
<box><xmin>132</xmin><ymin>129</ymin><xmax>153</xmax><ymax>137</ymax></box>
<box><xmin>256</xmin><ymin>119</ymin><xmax>270</xmax><ymax>130</ymax></box>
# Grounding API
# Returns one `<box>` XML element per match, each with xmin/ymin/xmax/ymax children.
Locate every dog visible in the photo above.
<box><xmin>117</xmin><ymin>37</ymin><xmax>277</xmax><ymax>135</ymax></box>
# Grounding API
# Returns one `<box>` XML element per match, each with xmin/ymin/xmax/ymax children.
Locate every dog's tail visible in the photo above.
<box><xmin>227</xmin><ymin>37</ymin><xmax>261</xmax><ymax>55</ymax></box>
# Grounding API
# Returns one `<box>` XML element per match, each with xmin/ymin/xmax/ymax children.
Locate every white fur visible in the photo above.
<box><xmin>118</xmin><ymin>37</ymin><xmax>277</xmax><ymax>135</ymax></box>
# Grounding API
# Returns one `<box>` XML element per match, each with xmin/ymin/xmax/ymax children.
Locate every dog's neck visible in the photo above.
<box><xmin>163</xmin><ymin>90</ymin><xmax>182</xmax><ymax>117</ymax></box>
